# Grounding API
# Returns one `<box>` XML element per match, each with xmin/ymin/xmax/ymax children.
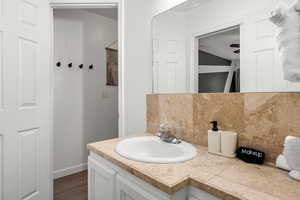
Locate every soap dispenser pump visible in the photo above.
<box><xmin>211</xmin><ymin>121</ymin><xmax>219</xmax><ymax>131</ymax></box>
<box><xmin>208</xmin><ymin>120</ymin><xmax>221</xmax><ymax>154</ymax></box>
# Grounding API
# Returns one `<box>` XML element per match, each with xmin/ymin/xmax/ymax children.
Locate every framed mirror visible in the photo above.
<box><xmin>151</xmin><ymin>0</ymin><xmax>300</xmax><ymax>94</ymax></box>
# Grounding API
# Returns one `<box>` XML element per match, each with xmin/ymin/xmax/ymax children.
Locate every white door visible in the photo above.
<box><xmin>241</xmin><ymin>9</ymin><xmax>300</xmax><ymax>92</ymax></box>
<box><xmin>88</xmin><ymin>157</ymin><xmax>116</xmax><ymax>200</ymax></box>
<box><xmin>152</xmin><ymin>12</ymin><xmax>187</xmax><ymax>94</ymax></box>
<box><xmin>0</xmin><ymin>0</ymin><xmax>51</xmax><ymax>200</ymax></box>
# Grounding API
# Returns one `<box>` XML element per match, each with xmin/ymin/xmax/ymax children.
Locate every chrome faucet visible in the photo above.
<box><xmin>156</xmin><ymin>123</ymin><xmax>181</xmax><ymax>144</ymax></box>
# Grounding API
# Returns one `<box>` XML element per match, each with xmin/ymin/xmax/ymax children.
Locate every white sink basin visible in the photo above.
<box><xmin>115</xmin><ymin>136</ymin><xmax>197</xmax><ymax>163</ymax></box>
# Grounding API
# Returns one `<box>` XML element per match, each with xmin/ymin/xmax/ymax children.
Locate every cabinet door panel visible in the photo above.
<box><xmin>116</xmin><ymin>175</ymin><xmax>161</xmax><ymax>200</ymax></box>
<box><xmin>88</xmin><ymin>157</ymin><xmax>116</xmax><ymax>200</ymax></box>
<box><xmin>189</xmin><ymin>187</ymin><xmax>221</xmax><ymax>200</ymax></box>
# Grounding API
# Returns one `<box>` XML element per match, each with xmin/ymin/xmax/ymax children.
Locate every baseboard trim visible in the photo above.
<box><xmin>53</xmin><ymin>163</ymin><xmax>87</xmax><ymax>179</ymax></box>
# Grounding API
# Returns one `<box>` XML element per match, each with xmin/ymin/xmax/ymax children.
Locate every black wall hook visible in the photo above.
<box><xmin>79</xmin><ymin>64</ymin><xmax>83</xmax><ymax>69</ymax></box>
<box><xmin>56</xmin><ymin>62</ymin><xmax>61</xmax><ymax>67</ymax></box>
<box><xmin>89</xmin><ymin>64</ymin><xmax>93</xmax><ymax>70</ymax></box>
<box><xmin>68</xmin><ymin>63</ymin><xmax>72</xmax><ymax>68</ymax></box>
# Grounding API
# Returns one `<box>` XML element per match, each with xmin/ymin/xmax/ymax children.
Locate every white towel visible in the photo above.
<box><xmin>276</xmin><ymin>136</ymin><xmax>297</xmax><ymax>172</ymax></box>
<box><xmin>270</xmin><ymin>0</ymin><xmax>300</xmax><ymax>82</ymax></box>
<box><xmin>283</xmin><ymin>136</ymin><xmax>300</xmax><ymax>181</ymax></box>
<box><xmin>285</xmin><ymin>136</ymin><xmax>298</xmax><ymax>144</ymax></box>
<box><xmin>276</xmin><ymin>154</ymin><xmax>291</xmax><ymax>171</ymax></box>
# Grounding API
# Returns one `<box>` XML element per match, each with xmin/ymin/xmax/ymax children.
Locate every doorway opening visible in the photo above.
<box><xmin>52</xmin><ymin>6</ymin><xmax>119</xmax><ymax>200</ymax></box>
<box><xmin>197</xmin><ymin>26</ymin><xmax>240</xmax><ymax>93</ymax></box>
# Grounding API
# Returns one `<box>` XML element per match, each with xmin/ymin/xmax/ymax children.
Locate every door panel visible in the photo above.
<box><xmin>255</xmin><ymin>18</ymin><xmax>274</xmax><ymax>38</ymax></box>
<box><xmin>256</xmin><ymin>49</ymin><xmax>274</xmax><ymax>92</ymax></box>
<box><xmin>241</xmin><ymin>10</ymin><xmax>300</xmax><ymax>92</ymax></box>
<box><xmin>19</xmin><ymin>129</ymin><xmax>39</xmax><ymax>200</ymax></box>
<box><xmin>20</xmin><ymin>0</ymin><xmax>38</xmax><ymax>27</ymax></box>
<box><xmin>0</xmin><ymin>0</ymin><xmax>2</xmax><ymax>16</ymax></box>
<box><xmin>152</xmin><ymin>12</ymin><xmax>187</xmax><ymax>94</ymax></box>
<box><xmin>0</xmin><ymin>135</ymin><xmax>2</xmax><ymax>200</ymax></box>
<box><xmin>18</xmin><ymin>37</ymin><xmax>37</xmax><ymax>108</ymax></box>
<box><xmin>0</xmin><ymin>30</ymin><xmax>3</xmax><ymax>109</ymax></box>
<box><xmin>241</xmin><ymin>12</ymin><xmax>277</xmax><ymax>92</ymax></box>
<box><xmin>1</xmin><ymin>0</ymin><xmax>50</xmax><ymax>199</ymax></box>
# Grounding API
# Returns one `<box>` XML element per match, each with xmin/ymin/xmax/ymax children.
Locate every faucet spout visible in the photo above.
<box><xmin>156</xmin><ymin>123</ymin><xmax>181</xmax><ymax>144</ymax></box>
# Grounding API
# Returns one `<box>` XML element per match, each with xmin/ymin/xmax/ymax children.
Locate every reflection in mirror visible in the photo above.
<box><xmin>198</xmin><ymin>27</ymin><xmax>240</xmax><ymax>93</ymax></box>
<box><xmin>152</xmin><ymin>0</ymin><xmax>300</xmax><ymax>94</ymax></box>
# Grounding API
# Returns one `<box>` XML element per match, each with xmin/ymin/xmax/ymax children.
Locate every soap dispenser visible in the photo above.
<box><xmin>208</xmin><ymin>121</ymin><xmax>221</xmax><ymax>154</ymax></box>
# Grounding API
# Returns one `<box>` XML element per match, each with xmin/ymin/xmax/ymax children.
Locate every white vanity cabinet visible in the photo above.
<box><xmin>116</xmin><ymin>175</ymin><xmax>163</xmax><ymax>200</ymax></box>
<box><xmin>88</xmin><ymin>152</ymin><xmax>221</xmax><ymax>200</ymax></box>
<box><xmin>188</xmin><ymin>187</ymin><xmax>222</xmax><ymax>200</ymax></box>
<box><xmin>88</xmin><ymin>157</ymin><xmax>116</xmax><ymax>200</ymax></box>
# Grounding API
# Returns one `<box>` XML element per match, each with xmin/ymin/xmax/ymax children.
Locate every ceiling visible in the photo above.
<box><xmin>199</xmin><ymin>28</ymin><xmax>240</xmax><ymax>61</ymax></box>
<box><xmin>172</xmin><ymin>0</ymin><xmax>212</xmax><ymax>12</ymax></box>
<box><xmin>83</xmin><ymin>8</ymin><xmax>118</xmax><ymax>20</ymax></box>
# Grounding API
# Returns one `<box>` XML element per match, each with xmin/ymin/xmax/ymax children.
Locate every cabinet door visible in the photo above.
<box><xmin>88</xmin><ymin>157</ymin><xmax>116</xmax><ymax>200</ymax></box>
<box><xmin>189</xmin><ymin>187</ymin><xmax>221</xmax><ymax>200</ymax></box>
<box><xmin>188</xmin><ymin>194</ymin><xmax>220</xmax><ymax>200</ymax></box>
<box><xmin>116</xmin><ymin>175</ymin><xmax>162</xmax><ymax>200</ymax></box>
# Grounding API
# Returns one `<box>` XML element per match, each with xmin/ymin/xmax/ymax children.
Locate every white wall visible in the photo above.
<box><xmin>81</xmin><ymin>11</ymin><xmax>118</xmax><ymax>160</ymax></box>
<box><xmin>122</xmin><ymin>0</ymin><xmax>188</xmax><ymax>136</ymax></box>
<box><xmin>186</xmin><ymin>0</ymin><xmax>277</xmax><ymax>34</ymax></box>
<box><xmin>50</xmin><ymin>0</ymin><xmax>188</xmax><ymax>137</ymax></box>
<box><xmin>150</xmin><ymin>0</ymin><xmax>188</xmax><ymax>16</ymax></box>
<box><xmin>53</xmin><ymin>12</ymin><xmax>85</xmax><ymax>178</ymax></box>
<box><xmin>122</xmin><ymin>0</ymin><xmax>153</xmax><ymax>135</ymax></box>
<box><xmin>53</xmin><ymin>10</ymin><xmax>118</xmax><ymax>178</ymax></box>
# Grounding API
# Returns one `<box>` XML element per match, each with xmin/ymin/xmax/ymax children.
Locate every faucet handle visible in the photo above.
<box><xmin>171</xmin><ymin>138</ymin><xmax>181</xmax><ymax>144</ymax></box>
<box><xmin>159</xmin><ymin>123</ymin><xmax>171</xmax><ymax>132</ymax></box>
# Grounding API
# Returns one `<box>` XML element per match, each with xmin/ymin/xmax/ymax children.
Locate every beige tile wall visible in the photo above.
<box><xmin>146</xmin><ymin>93</ymin><xmax>300</xmax><ymax>163</ymax></box>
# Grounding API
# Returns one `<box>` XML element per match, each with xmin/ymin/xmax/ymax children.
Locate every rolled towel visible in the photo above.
<box><xmin>276</xmin><ymin>154</ymin><xmax>292</xmax><ymax>171</ymax></box>
<box><xmin>269</xmin><ymin>0</ymin><xmax>300</xmax><ymax>82</ymax></box>
<box><xmin>285</xmin><ymin>136</ymin><xmax>298</xmax><ymax>144</ymax></box>
<box><xmin>283</xmin><ymin>136</ymin><xmax>300</xmax><ymax>181</ymax></box>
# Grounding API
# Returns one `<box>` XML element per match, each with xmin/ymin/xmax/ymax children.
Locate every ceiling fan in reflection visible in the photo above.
<box><xmin>230</xmin><ymin>43</ymin><xmax>240</xmax><ymax>54</ymax></box>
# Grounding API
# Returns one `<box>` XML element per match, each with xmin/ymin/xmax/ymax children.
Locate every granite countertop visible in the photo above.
<box><xmin>87</xmin><ymin>134</ymin><xmax>300</xmax><ymax>200</ymax></box>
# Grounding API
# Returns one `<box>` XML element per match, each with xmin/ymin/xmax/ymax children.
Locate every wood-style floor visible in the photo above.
<box><xmin>54</xmin><ymin>171</ymin><xmax>88</xmax><ymax>200</ymax></box>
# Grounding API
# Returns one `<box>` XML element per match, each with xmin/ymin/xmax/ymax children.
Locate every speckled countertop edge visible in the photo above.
<box><xmin>87</xmin><ymin>134</ymin><xmax>300</xmax><ymax>200</ymax></box>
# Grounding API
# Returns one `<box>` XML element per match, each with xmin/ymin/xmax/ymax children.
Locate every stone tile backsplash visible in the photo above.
<box><xmin>146</xmin><ymin>93</ymin><xmax>300</xmax><ymax>163</ymax></box>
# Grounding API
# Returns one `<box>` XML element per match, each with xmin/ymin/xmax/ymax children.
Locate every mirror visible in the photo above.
<box><xmin>152</xmin><ymin>0</ymin><xmax>300</xmax><ymax>94</ymax></box>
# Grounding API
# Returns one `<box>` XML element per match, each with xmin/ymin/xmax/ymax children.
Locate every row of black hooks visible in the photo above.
<box><xmin>56</xmin><ymin>62</ymin><xmax>94</xmax><ymax>70</ymax></box>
